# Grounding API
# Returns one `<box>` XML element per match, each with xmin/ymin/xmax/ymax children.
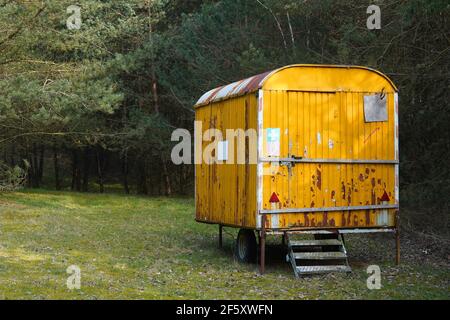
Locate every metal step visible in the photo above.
<box><xmin>296</xmin><ymin>265</ymin><xmax>352</xmax><ymax>275</ymax></box>
<box><xmin>285</xmin><ymin>233</ymin><xmax>352</xmax><ymax>277</ymax></box>
<box><xmin>289</xmin><ymin>239</ymin><xmax>342</xmax><ymax>247</ymax></box>
<box><xmin>293</xmin><ymin>251</ymin><xmax>347</xmax><ymax>260</ymax></box>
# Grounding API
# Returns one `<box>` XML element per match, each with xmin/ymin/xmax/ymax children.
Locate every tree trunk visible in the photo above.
<box><xmin>37</xmin><ymin>144</ymin><xmax>44</xmax><ymax>186</ymax></box>
<box><xmin>122</xmin><ymin>152</ymin><xmax>130</xmax><ymax>194</ymax></box>
<box><xmin>32</xmin><ymin>144</ymin><xmax>39</xmax><ymax>188</ymax></box>
<box><xmin>53</xmin><ymin>146</ymin><xmax>60</xmax><ymax>190</ymax></box>
<box><xmin>71</xmin><ymin>149</ymin><xmax>81</xmax><ymax>191</ymax></box>
<box><xmin>96</xmin><ymin>148</ymin><xmax>104</xmax><ymax>193</ymax></box>
<box><xmin>161</xmin><ymin>155</ymin><xmax>172</xmax><ymax>196</ymax></box>
<box><xmin>82</xmin><ymin>148</ymin><xmax>90</xmax><ymax>192</ymax></box>
<box><xmin>9</xmin><ymin>144</ymin><xmax>15</xmax><ymax>167</ymax></box>
<box><xmin>27</xmin><ymin>143</ymin><xmax>43</xmax><ymax>188</ymax></box>
<box><xmin>27</xmin><ymin>150</ymin><xmax>33</xmax><ymax>188</ymax></box>
<box><xmin>137</xmin><ymin>156</ymin><xmax>148</xmax><ymax>195</ymax></box>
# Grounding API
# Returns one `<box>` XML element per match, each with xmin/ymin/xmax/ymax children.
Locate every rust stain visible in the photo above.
<box><xmin>331</xmin><ymin>190</ymin><xmax>336</xmax><ymax>201</ymax></box>
<box><xmin>371</xmin><ymin>177</ymin><xmax>376</xmax><ymax>187</ymax></box>
<box><xmin>323</xmin><ymin>212</ymin><xmax>328</xmax><ymax>226</ymax></box>
<box><xmin>371</xmin><ymin>191</ymin><xmax>376</xmax><ymax>205</ymax></box>
<box><xmin>365</xmin><ymin>210</ymin><xmax>370</xmax><ymax>225</ymax></box>
<box><xmin>195</xmin><ymin>70</ymin><xmax>272</xmax><ymax>106</ymax></box>
<box><xmin>341</xmin><ymin>182</ymin><xmax>346</xmax><ymax>200</ymax></box>
<box><xmin>212</xmin><ymin>164</ymin><xmax>218</xmax><ymax>183</ymax></box>
<box><xmin>304</xmin><ymin>213</ymin><xmax>310</xmax><ymax>227</ymax></box>
<box><xmin>341</xmin><ymin>213</ymin><xmax>346</xmax><ymax>226</ymax></box>
<box><xmin>235</xmin><ymin>175</ymin><xmax>239</xmax><ymax>210</ymax></box>
<box><xmin>329</xmin><ymin>218</ymin><xmax>336</xmax><ymax>227</ymax></box>
<box><xmin>310</xmin><ymin>201</ymin><xmax>315</xmax><ymax>208</ymax></box>
<box><xmin>353</xmin><ymin>215</ymin><xmax>359</xmax><ymax>226</ymax></box>
<box><xmin>316</xmin><ymin>168</ymin><xmax>322</xmax><ymax>190</ymax></box>
<box><xmin>364</xmin><ymin>127</ymin><xmax>380</xmax><ymax>143</ymax></box>
<box><xmin>359</xmin><ymin>173</ymin><xmax>364</xmax><ymax>182</ymax></box>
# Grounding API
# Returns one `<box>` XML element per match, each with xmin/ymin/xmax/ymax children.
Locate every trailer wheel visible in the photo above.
<box><xmin>235</xmin><ymin>229</ymin><xmax>256</xmax><ymax>263</ymax></box>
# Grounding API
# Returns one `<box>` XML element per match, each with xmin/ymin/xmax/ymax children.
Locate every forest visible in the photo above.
<box><xmin>0</xmin><ymin>0</ymin><xmax>448</xmax><ymax>236</ymax></box>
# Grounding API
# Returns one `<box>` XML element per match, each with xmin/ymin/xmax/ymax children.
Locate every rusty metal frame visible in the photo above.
<box><xmin>265</xmin><ymin>228</ymin><xmax>396</xmax><ymax>235</ymax></box>
<box><xmin>259</xmin><ymin>213</ymin><xmax>266</xmax><ymax>274</ymax></box>
<box><xmin>259</xmin><ymin>157</ymin><xmax>399</xmax><ymax>164</ymax></box>
<box><xmin>260</xmin><ymin>204</ymin><xmax>398</xmax><ymax>214</ymax></box>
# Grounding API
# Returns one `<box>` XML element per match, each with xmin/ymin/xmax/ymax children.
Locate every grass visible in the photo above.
<box><xmin>0</xmin><ymin>189</ymin><xmax>448</xmax><ymax>299</ymax></box>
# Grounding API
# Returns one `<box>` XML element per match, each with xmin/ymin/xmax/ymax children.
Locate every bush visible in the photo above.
<box><xmin>0</xmin><ymin>161</ymin><xmax>27</xmax><ymax>191</ymax></box>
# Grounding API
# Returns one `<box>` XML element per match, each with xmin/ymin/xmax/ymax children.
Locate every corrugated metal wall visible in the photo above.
<box><xmin>195</xmin><ymin>94</ymin><xmax>258</xmax><ymax>228</ymax></box>
<box><xmin>261</xmin><ymin>90</ymin><xmax>396</xmax><ymax>229</ymax></box>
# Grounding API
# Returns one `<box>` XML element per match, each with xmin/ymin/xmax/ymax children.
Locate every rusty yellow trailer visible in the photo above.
<box><xmin>194</xmin><ymin>64</ymin><xmax>399</xmax><ymax>275</ymax></box>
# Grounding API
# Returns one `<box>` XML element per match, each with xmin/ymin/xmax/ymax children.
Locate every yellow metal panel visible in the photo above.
<box><xmin>261</xmin><ymin>67</ymin><xmax>397</xmax><ymax>229</ymax></box>
<box><xmin>196</xmin><ymin>65</ymin><xmax>398</xmax><ymax>231</ymax></box>
<box><xmin>195</xmin><ymin>94</ymin><xmax>257</xmax><ymax>228</ymax></box>
<box><xmin>262</xmin><ymin>66</ymin><xmax>396</xmax><ymax>93</ymax></box>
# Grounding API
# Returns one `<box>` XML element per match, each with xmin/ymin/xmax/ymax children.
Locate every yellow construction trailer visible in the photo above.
<box><xmin>194</xmin><ymin>64</ymin><xmax>399</xmax><ymax>276</ymax></box>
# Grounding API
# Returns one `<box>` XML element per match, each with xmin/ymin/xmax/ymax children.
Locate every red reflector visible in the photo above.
<box><xmin>380</xmin><ymin>191</ymin><xmax>390</xmax><ymax>202</ymax></box>
<box><xmin>269</xmin><ymin>192</ymin><xmax>280</xmax><ymax>203</ymax></box>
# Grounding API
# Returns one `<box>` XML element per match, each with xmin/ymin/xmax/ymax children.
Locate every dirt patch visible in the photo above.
<box><xmin>347</xmin><ymin>228</ymin><xmax>449</xmax><ymax>268</ymax></box>
<box><xmin>0</xmin><ymin>200</ymin><xmax>27</xmax><ymax>210</ymax></box>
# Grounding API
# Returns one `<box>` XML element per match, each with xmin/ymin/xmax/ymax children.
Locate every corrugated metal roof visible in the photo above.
<box><xmin>194</xmin><ymin>64</ymin><xmax>397</xmax><ymax>107</ymax></box>
<box><xmin>194</xmin><ymin>70</ymin><xmax>272</xmax><ymax>107</ymax></box>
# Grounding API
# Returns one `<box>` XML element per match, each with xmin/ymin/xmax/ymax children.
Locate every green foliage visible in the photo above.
<box><xmin>0</xmin><ymin>0</ymin><xmax>448</xmax><ymax>221</ymax></box>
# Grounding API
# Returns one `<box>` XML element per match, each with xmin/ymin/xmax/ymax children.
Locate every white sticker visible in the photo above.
<box><xmin>266</xmin><ymin>128</ymin><xmax>280</xmax><ymax>157</ymax></box>
<box><xmin>217</xmin><ymin>140</ymin><xmax>228</xmax><ymax>161</ymax></box>
<box><xmin>328</xmin><ymin>138</ymin><xmax>334</xmax><ymax>149</ymax></box>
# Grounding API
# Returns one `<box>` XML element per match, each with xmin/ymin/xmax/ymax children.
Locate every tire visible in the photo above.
<box><xmin>235</xmin><ymin>229</ymin><xmax>257</xmax><ymax>263</ymax></box>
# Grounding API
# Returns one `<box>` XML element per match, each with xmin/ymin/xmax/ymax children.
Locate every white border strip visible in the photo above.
<box><xmin>267</xmin><ymin>228</ymin><xmax>396</xmax><ymax>235</ymax></box>
<box><xmin>394</xmin><ymin>93</ymin><xmax>399</xmax><ymax>205</ymax></box>
<box><xmin>256</xmin><ymin>89</ymin><xmax>264</xmax><ymax>228</ymax></box>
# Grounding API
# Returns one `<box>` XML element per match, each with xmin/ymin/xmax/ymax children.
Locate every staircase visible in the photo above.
<box><xmin>285</xmin><ymin>233</ymin><xmax>351</xmax><ymax>277</ymax></box>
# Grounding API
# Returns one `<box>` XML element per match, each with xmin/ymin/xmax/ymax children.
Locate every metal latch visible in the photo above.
<box><xmin>279</xmin><ymin>155</ymin><xmax>302</xmax><ymax>167</ymax></box>
<box><xmin>279</xmin><ymin>155</ymin><xmax>302</xmax><ymax>175</ymax></box>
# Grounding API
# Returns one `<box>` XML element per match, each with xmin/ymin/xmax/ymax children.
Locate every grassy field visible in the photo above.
<box><xmin>0</xmin><ymin>189</ymin><xmax>448</xmax><ymax>299</ymax></box>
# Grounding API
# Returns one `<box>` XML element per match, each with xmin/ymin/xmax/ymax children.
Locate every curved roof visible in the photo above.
<box><xmin>194</xmin><ymin>64</ymin><xmax>397</xmax><ymax>108</ymax></box>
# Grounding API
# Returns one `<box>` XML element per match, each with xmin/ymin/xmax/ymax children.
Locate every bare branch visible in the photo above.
<box><xmin>255</xmin><ymin>0</ymin><xmax>287</xmax><ymax>50</ymax></box>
